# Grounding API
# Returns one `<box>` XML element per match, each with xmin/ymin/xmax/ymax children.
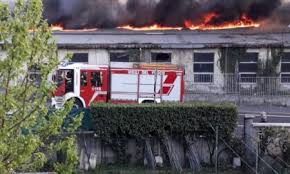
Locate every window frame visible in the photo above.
<box><xmin>193</xmin><ymin>52</ymin><xmax>215</xmax><ymax>84</ymax></box>
<box><xmin>239</xmin><ymin>53</ymin><xmax>259</xmax><ymax>84</ymax></box>
<box><xmin>281</xmin><ymin>52</ymin><xmax>290</xmax><ymax>84</ymax></box>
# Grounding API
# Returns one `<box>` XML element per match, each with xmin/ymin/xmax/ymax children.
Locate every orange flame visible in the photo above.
<box><xmin>50</xmin><ymin>24</ymin><xmax>98</xmax><ymax>32</ymax></box>
<box><xmin>118</xmin><ymin>14</ymin><xmax>260</xmax><ymax>31</ymax></box>
<box><xmin>117</xmin><ymin>24</ymin><xmax>183</xmax><ymax>31</ymax></box>
<box><xmin>185</xmin><ymin>14</ymin><xmax>260</xmax><ymax>30</ymax></box>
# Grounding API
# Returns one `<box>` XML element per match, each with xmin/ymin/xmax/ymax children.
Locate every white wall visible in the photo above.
<box><xmin>57</xmin><ymin>49</ymin><xmax>109</xmax><ymax>65</ymax></box>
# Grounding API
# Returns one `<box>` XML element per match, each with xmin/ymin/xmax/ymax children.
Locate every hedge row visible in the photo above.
<box><xmin>90</xmin><ymin>103</ymin><xmax>238</xmax><ymax>139</ymax></box>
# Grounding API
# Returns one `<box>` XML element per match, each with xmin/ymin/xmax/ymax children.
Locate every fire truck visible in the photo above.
<box><xmin>51</xmin><ymin>63</ymin><xmax>184</xmax><ymax>108</ymax></box>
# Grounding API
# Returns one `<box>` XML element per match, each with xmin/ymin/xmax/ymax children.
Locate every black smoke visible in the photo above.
<box><xmin>42</xmin><ymin>0</ymin><xmax>290</xmax><ymax>29</ymax></box>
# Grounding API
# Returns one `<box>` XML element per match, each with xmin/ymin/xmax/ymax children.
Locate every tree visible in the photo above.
<box><xmin>0</xmin><ymin>0</ymin><xmax>82</xmax><ymax>173</ymax></box>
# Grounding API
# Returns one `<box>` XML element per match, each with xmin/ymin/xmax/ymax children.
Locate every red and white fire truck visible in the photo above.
<box><xmin>51</xmin><ymin>63</ymin><xmax>184</xmax><ymax>108</ymax></box>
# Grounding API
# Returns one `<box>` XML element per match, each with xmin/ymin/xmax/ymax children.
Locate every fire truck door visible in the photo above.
<box><xmin>90</xmin><ymin>70</ymin><xmax>107</xmax><ymax>104</ymax></box>
<box><xmin>80</xmin><ymin>70</ymin><xmax>106</xmax><ymax>107</ymax></box>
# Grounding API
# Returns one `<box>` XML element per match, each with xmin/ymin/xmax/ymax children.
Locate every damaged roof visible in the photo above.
<box><xmin>54</xmin><ymin>29</ymin><xmax>290</xmax><ymax>49</ymax></box>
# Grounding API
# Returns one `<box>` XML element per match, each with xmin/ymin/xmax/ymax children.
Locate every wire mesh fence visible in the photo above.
<box><xmin>186</xmin><ymin>74</ymin><xmax>290</xmax><ymax>97</ymax></box>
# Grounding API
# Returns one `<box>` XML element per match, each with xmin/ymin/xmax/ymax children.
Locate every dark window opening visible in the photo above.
<box><xmin>110</xmin><ymin>52</ymin><xmax>130</xmax><ymax>62</ymax></box>
<box><xmin>194</xmin><ymin>53</ymin><xmax>215</xmax><ymax>62</ymax></box>
<box><xmin>282</xmin><ymin>53</ymin><xmax>290</xmax><ymax>62</ymax></box>
<box><xmin>194</xmin><ymin>64</ymin><xmax>214</xmax><ymax>72</ymax></box>
<box><xmin>240</xmin><ymin>53</ymin><xmax>259</xmax><ymax>63</ymax></box>
<box><xmin>193</xmin><ymin>53</ymin><xmax>214</xmax><ymax>83</ymax></box>
<box><xmin>151</xmin><ymin>53</ymin><xmax>171</xmax><ymax>63</ymax></box>
<box><xmin>71</xmin><ymin>53</ymin><xmax>88</xmax><ymax>63</ymax></box>
<box><xmin>239</xmin><ymin>64</ymin><xmax>258</xmax><ymax>72</ymax></box>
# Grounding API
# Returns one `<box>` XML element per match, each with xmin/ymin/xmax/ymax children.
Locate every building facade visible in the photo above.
<box><xmin>31</xmin><ymin>30</ymin><xmax>290</xmax><ymax>105</ymax></box>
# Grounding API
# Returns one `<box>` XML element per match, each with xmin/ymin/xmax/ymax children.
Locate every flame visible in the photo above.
<box><xmin>49</xmin><ymin>13</ymin><xmax>260</xmax><ymax>32</ymax></box>
<box><xmin>118</xmin><ymin>14</ymin><xmax>260</xmax><ymax>31</ymax></box>
<box><xmin>185</xmin><ymin>14</ymin><xmax>260</xmax><ymax>30</ymax></box>
<box><xmin>117</xmin><ymin>24</ymin><xmax>183</xmax><ymax>31</ymax></box>
<box><xmin>50</xmin><ymin>24</ymin><xmax>98</xmax><ymax>32</ymax></box>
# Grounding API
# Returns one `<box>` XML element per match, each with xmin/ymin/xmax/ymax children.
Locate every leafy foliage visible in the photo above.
<box><xmin>0</xmin><ymin>0</ymin><xmax>82</xmax><ymax>173</ymax></box>
<box><xmin>90</xmin><ymin>103</ymin><xmax>237</xmax><ymax>163</ymax></box>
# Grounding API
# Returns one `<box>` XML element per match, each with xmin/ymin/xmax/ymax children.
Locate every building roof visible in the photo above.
<box><xmin>53</xmin><ymin>28</ymin><xmax>290</xmax><ymax>49</ymax></box>
<box><xmin>1</xmin><ymin>28</ymin><xmax>290</xmax><ymax>49</ymax></box>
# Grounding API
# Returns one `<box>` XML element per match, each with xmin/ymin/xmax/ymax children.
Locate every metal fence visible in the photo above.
<box><xmin>186</xmin><ymin>74</ymin><xmax>290</xmax><ymax>97</ymax></box>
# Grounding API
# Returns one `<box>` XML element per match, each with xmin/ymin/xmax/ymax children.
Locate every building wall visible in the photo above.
<box><xmin>57</xmin><ymin>47</ymin><xmax>290</xmax><ymax>105</ymax></box>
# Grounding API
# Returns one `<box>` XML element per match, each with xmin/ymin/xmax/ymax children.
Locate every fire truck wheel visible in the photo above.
<box><xmin>72</xmin><ymin>98</ymin><xmax>84</xmax><ymax>109</ymax></box>
<box><xmin>142</xmin><ymin>100</ymin><xmax>155</xmax><ymax>103</ymax></box>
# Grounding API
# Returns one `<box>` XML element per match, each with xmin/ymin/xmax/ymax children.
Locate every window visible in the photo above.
<box><xmin>193</xmin><ymin>53</ymin><xmax>214</xmax><ymax>83</ymax></box>
<box><xmin>151</xmin><ymin>53</ymin><xmax>171</xmax><ymax>63</ymax></box>
<box><xmin>239</xmin><ymin>53</ymin><xmax>258</xmax><ymax>83</ymax></box>
<box><xmin>71</xmin><ymin>53</ymin><xmax>88</xmax><ymax>63</ymax></box>
<box><xmin>91</xmin><ymin>72</ymin><xmax>102</xmax><ymax>87</ymax></box>
<box><xmin>81</xmin><ymin>71</ymin><xmax>87</xmax><ymax>86</ymax></box>
<box><xmin>110</xmin><ymin>52</ymin><xmax>129</xmax><ymax>62</ymax></box>
<box><xmin>281</xmin><ymin>53</ymin><xmax>290</xmax><ymax>83</ymax></box>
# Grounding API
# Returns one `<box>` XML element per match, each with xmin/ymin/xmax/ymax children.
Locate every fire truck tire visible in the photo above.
<box><xmin>72</xmin><ymin>98</ymin><xmax>84</xmax><ymax>109</ymax></box>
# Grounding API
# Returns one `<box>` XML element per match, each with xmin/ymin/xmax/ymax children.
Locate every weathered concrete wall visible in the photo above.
<box><xmin>76</xmin><ymin>133</ymin><xmax>230</xmax><ymax>171</ymax></box>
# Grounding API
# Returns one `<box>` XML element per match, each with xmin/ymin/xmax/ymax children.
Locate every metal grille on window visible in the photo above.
<box><xmin>193</xmin><ymin>53</ymin><xmax>214</xmax><ymax>83</ymax></box>
<box><xmin>281</xmin><ymin>53</ymin><xmax>290</xmax><ymax>83</ymax></box>
<box><xmin>239</xmin><ymin>53</ymin><xmax>258</xmax><ymax>83</ymax></box>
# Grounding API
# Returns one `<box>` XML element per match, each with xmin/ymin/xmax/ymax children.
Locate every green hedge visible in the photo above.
<box><xmin>90</xmin><ymin>103</ymin><xmax>238</xmax><ymax>139</ymax></box>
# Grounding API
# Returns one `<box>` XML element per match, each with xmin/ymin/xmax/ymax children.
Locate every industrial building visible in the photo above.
<box><xmin>52</xmin><ymin>29</ymin><xmax>290</xmax><ymax>105</ymax></box>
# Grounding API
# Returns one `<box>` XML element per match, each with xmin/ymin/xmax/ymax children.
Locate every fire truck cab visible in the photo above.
<box><xmin>51</xmin><ymin>63</ymin><xmax>184</xmax><ymax>108</ymax></box>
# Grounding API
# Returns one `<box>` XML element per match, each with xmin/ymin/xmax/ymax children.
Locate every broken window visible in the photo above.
<box><xmin>281</xmin><ymin>53</ymin><xmax>290</xmax><ymax>83</ymax></box>
<box><xmin>239</xmin><ymin>53</ymin><xmax>258</xmax><ymax>83</ymax></box>
<box><xmin>110</xmin><ymin>52</ymin><xmax>130</xmax><ymax>62</ymax></box>
<box><xmin>71</xmin><ymin>53</ymin><xmax>88</xmax><ymax>63</ymax></box>
<box><xmin>193</xmin><ymin>53</ymin><xmax>214</xmax><ymax>83</ymax></box>
<box><xmin>151</xmin><ymin>53</ymin><xmax>172</xmax><ymax>63</ymax></box>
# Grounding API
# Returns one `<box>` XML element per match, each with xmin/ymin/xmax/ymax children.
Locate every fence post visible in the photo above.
<box><xmin>244</xmin><ymin>114</ymin><xmax>256</xmax><ymax>173</ymax></box>
<box><xmin>215</xmin><ymin>126</ymin><xmax>219</xmax><ymax>174</ymax></box>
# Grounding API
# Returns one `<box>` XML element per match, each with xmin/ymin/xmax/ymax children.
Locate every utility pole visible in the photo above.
<box><xmin>215</xmin><ymin>126</ymin><xmax>219</xmax><ymax>174</ymax></box>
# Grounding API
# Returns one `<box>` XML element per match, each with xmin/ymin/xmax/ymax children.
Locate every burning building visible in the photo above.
<box><xmin>41</xmin><ymin>0</ymin><xmax>290</xmax><ymax>105</ymax></box>
<box><xmin>4</xmin><ymin>0</ymin><xmax>290</xmax><ymax>105</ymax></box>
<box><xmin>52</xmin><ymin>28</ymin><xmax>290</xmax><ymax>105</ymax></box>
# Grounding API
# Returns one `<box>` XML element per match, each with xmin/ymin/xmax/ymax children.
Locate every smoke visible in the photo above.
<box><xmin>42</xmin><ymin>0</ymin><xmax>290</xmax><ymax>29</ymax></box>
